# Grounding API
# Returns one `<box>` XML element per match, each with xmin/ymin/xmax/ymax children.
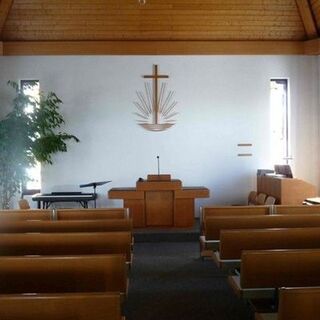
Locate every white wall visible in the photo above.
<box><xmin>0</xmin><ymin>56</ymin><xmax>318</xmax><ymax>212</ymax></box>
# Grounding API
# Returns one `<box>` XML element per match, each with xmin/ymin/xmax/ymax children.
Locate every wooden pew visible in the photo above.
<box><xmin>228</xmin><ymin>249</ymin><xmax>320</xmax><ymax>300</ymax></box>
<box><xmin>0</xmin><ymin>232</ymin><xmax>132</xmax><ymax>263</ymax></box>
<box><xmin>214</xmin><ymin>227</ymin><xmax>320</xmax><ymax>272</ymax></box>
<box><xmin>255</xmin><ymin>287</ymin><xmax>320</xmax><ymax>320</ymax></box>
<box><xmin>200</xmin><ymin>206</ymin><xmax>271</xmax><ymax>258</ymax></box>
<box><xmin>0</xmin><ymin>208</ymin><xmax>128</xmax><ymax>221</ymax></box>
<box><xmin>0</xmin><ymin>210</ymin><xmax>51</xmax><ymax>220</ymax></box>
<box><xmin>201</xmin><ymin>205</ymin><xmax>270</xmax><ymax>228</ymax></box>
<box><xmin>0</xmin><ymin>219</ymin><xmax>133</xmax><ymax>233</ymax></box>
<box><xmin>274</xmin><ymin>205</ymin><xmax>320</xmax><ymax>214</ymax></box>
<box><xmin>204</xmin><ymin>214</ymin><xmax>320</xmax><ymax>241</ymax></box>
<box><xmin>0</xmin><ymin>254</ymin><xmax>127</xmax><ymax>295</ymax></box>
<box><xmin>57</xmin><ymin>208</ymin><xmax>129</xmax><ymax>220</ymax></box>
<box><xmin>0</xmin><ymin>292</ymin><xmax>124</xmax><ymax>320</ymax></box>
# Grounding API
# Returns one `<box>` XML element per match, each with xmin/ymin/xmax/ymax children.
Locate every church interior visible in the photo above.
<box><xmin>1</xmin><ymin>0</ymin><xmax>320</xmax><ymax>319</ymax></box>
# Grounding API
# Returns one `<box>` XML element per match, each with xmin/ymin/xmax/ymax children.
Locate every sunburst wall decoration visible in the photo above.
<box><xmin>133</xmin><ymin>64</ymin><xmax>178</xmax><ymax>132</ymax></box>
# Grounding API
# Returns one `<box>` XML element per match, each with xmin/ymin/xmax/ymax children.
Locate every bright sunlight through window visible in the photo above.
<box><xmin>270</xmin><ymin>79</ymin><xmax>291</xmax><ymax>166</ymax></box>
<box><xmin>21</xmin><ymin>80</ymin><xmax>41</xmax><ymax>190</ymax></box>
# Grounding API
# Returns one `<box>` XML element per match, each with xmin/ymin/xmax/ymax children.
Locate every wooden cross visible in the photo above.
<box><xmin>143</xmin><ymin>65</ymin><xmax>169</xmax><ymax>124</ymax></box>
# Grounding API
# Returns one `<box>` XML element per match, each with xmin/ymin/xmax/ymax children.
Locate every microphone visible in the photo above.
<box><xmin>157</xmin><ymin>156</ymin><xmax>160</xmax><ymax>175</ymax></box>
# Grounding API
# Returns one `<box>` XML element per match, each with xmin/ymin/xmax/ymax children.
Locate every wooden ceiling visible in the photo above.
<box><xmin>0</xmin><ymin>0</ymin><xmax>320</xmax><ymax>55</ymax></box>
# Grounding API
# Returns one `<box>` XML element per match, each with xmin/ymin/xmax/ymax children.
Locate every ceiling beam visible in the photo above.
<box><xmin>0</xmin><ymin>0</ymin><xmax>14</xmax><ymax>35</ymax></box>
<box><xmin>2</xmin><ymin>40</ymin><xmax>305</xmax><ymax>56</ymax></box>
<box><xmin>304</xmin><ymin>38</ymin><xmax>320</xmax><ymax>54</ymax></box>
<box><xmin>295</xmin><ymin>0</ymin><xmax>319</xmax><ymax>39</ymax></box>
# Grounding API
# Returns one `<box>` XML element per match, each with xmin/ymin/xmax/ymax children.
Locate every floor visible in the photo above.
<box><xmin>125</xmin><ymin>241</ymin><xmax>253</xmax><ymax>320</ymax></box>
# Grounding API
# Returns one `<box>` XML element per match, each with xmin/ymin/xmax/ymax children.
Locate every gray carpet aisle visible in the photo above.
<box><xmin>124</xmin><ymin>242</ymin><xmax>253</xmax><ymax>320</ymax></box>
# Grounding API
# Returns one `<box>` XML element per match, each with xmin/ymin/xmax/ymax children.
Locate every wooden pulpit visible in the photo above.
<box><xmin>108</xmin><ymin>174</ymin><xmax>209</xmax><ymax>228</ymax></box>
<box><xmin>257</xmin><ymin>175</ymin><xmax>317</xmax><ymax>205</ymax></box>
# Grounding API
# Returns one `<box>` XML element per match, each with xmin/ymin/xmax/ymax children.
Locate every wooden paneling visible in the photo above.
<box><xmin>0</xmin><ymin>293</ymin><xmax>123</xmax><ymax>320</ymax></box>
<box><xmin>257</xmin><ymin>176</ymin><xmax>317</xmax><ymax>205</ymax></box>
<box><xmin>304</xmin><ymin>37</ymin><xmax>320</xmax><ymax>53</ymax></box>
<box><xmin>175</xmin><ymin>187</ymin><xmax>209</xmax><ymax>199</ymax></box>
<box><xmin>145</xmin><ymin>191</ymin><xmax>173</xmax><ymax>226</ymax></box>
<box><xmin>2</xmin><ymin>40</ymin><xmax>306</xmax><ymax>55</ymax></box>
<box><xmin>0</xmin><ymin>41</ymin><xmax>3</xmax><ymax>55</ymax></box>
<box><xmin>174</xmin><ymin>198</ymin><xmax>194</xmax><ymax>227</ymax></box>
<box><xmin>1</xmin><ymin>0</ymin><xmax>306</xmax><ymax>42</ymax></box>
<box><xmin>136</xmin><ymin>179</ymin><xmax>182</xmax><ymax>191</ymax></box>
<box><xmin>109</xmin><ymin>176</ymin><xmax>209</xmax><ymax>228</ymax></box>
<box><xmin>0</xmin><ymin>0</ymin><xmax>13</xmax><ymax>34</ymax></box>
<box><xmin>108</xmin><ymin>188</ymin><xmax>144</xmax><ymax>200</ymax></box>
<box><xmin>124</xmin><ymin>199</ymin><xmax>145</xmax><ymax>228</ymax></box>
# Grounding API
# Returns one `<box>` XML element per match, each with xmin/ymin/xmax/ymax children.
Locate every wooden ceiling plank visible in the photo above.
<box><xmin>0</xmin><ymin>0</ymin><xmax>14</xmax><ymax>34</ymax></box>
<box><xmin>295</xmin><ymin>0</ymin><xmax>318</xmax><ymax>38</ymax></box>
<box><xmin>2</xmin><ymin>40</ymin><xmax>305</xmax><ymax>56</ymax></box>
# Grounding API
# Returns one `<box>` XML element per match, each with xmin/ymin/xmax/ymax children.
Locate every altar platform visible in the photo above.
<box><xmin>108</xmin><ymin>174</ymin><xmax>209</xmax><ymax>228</ymax></box>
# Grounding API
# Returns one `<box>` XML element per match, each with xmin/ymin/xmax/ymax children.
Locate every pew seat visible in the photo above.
<box><xmin>0</xmin><ymin>254</ymin><xmax>128</xmax><ymax>295</ymax></box>
<box><xmin>229</xmin><ymin>249</ymin><xmax>320</xmax><ymax>300</ymax></box>
<box><xmin>213</xmin><ymin>227</ymin><xmax>320</xmax><ymax>272</ymax></box>
<box><xmin>0</xmin><ymin>292</ymin><xmax>124</xmax><ymax>320</ymax></box>
<box><xmin>255</xmin><ymin>287</ymin><xmax>320</xmax><ymax>320</ymax></box>
<box><xmin>229</xmin><ymin>275</ymin><xmax>276</xmax><ymax>300</ymax></box>
<box><xmin>0</xmin><ymin>232</ymin><xmax>133</xmax><ymax>263</ymax></box>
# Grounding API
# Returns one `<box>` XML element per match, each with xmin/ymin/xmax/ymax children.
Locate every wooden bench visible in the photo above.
<box><xmin>201</xmin><ymin>205</ymin><xmax>270</xmax><ymax>229</ymax></box>
<box><xmin>200</xmin><ymin>214</ymin><xmax>320</xmax><ymax>257</ymax></box>
<box><xmin>0</xmin><ymin>208</ymin><xmax>129</xmax><ymax>221</ymax></box>
<box><xmin>255</xmin><ymin>287</ymin><xmax>320</xmax><ymax>320</ymax></box>
<box><xmin>0</xmin><ymin>231</ymin><xmax>132</xmax><ymax>263</ymax></box>
<box><xmin>0</xmin><ymin>210</ymin><xmax>51</xmax><ymax>220</ymax></box>
<box><xmin>228</xmin><ymin>249</ymin><xmax>320</xmax><ymax>300</ymax></box>
<box><xmin>0</xmin><ymin>218</ymin><xmax>133</xmax><ymax>233</ymax></box>
<box><xmin>0</xmin><ymin>254</ymin><xmax>127</xmax><ymax>295</ymax></box>
<box><xmin>274</xmin><ymin>205</ymin><xmax>320</xmax><ymax>214</ymax></box>
<box><xmin>57</xmin><ymin>208</ymin><xmax>129</xmax><ymax>220</ymax></box>
<box><xmin>214</xmin><ymin>227</ymin><xmax>320</xmax><ymax>272</ymax></box>
<box><xmin>199</xmin><ymin>206</ymin><xmax>271</xmax><ymax>258</ymax></box>
<box><xmin>0</xmin><ymin>292</ymin><xmax>124</xmax><ymax>320</ymax></box>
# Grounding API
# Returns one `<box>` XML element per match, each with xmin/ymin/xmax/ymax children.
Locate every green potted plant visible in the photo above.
<box><xmin>0</xmin><ymin>81</ymin><xmax>79</xmax><ymax>209</ymax></box>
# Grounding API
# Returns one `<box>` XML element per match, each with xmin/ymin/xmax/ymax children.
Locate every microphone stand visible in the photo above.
<box><xmin>157</xmin><ymin>156</ymin><xmax>160</xmax><ymax>176</ymax></box>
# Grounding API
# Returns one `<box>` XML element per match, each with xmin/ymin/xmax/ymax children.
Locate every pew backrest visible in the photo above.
<box><xmin>0</xmin><ymin>208</ymin><xmax>129</xmax><ymax>221</ymax></box>
<box><xmin>201</xmin><ymin>205</ymin><xmax>270</xmax><ymax>220</ymax></box>
<box><xmin>0</xmin><ymin>219</ymin><xmax>133</xmax><ymax>233</ymax></box>
<box><xmin>200</xmin><ymin>206</ymin><xmax>271</xmax><ymax>235</ymax></box>
<box><xmin>0</xmin><ymin>292</ymin><xmax>122</xmax><ymax>320</ymax></box>
<box><xmin>0</xmin><ymin>254</ymin><xmax>127</xmax><ymax>294</ymax></box>
<box><xmin>277</xmin><ymin>287</ymin><xmax>320</xmax><ymax>320</ymax></box>
<box><xmin>274</xmin><ymin>205</ymin><xmax>320</xmax><ymax>215</ymax></box>
<box><xmin>57</xmin><ymin>208</ymin><xmax>129</xmax><ymax>220</ymax></box>
<box><xmin>220</xmin><ymin>227</ymin><xmax>320</xmax><ymax>259</ymax></box>
<box><xmin>0</xmin><ymin>210</ymin><xmax>51</xmax><ymax>220</ymax></box>
<box><xmin>0</xmin><ymin>232</ymin><xmax>132</xmax><ymax>263</ymax></box>
<box><xmin>205</xmin><ymin>214</ymin><xmax>320</xmax><ymax>240</ymax></box>
<box><xmin>240</xmin><ymin>249</ymin><xmax>320</xmax><ymax>289</ymax></box>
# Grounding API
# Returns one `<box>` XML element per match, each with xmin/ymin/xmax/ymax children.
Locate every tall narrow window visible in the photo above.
<box><xmin>270</xmin><ymin>79</ymin><xmax>291</xmax><ymax>165</ymax></box>
<box><xmin>21</xmin><ymin>80</ymin><xmax>41</xmax><ymax>191</ymax></box>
